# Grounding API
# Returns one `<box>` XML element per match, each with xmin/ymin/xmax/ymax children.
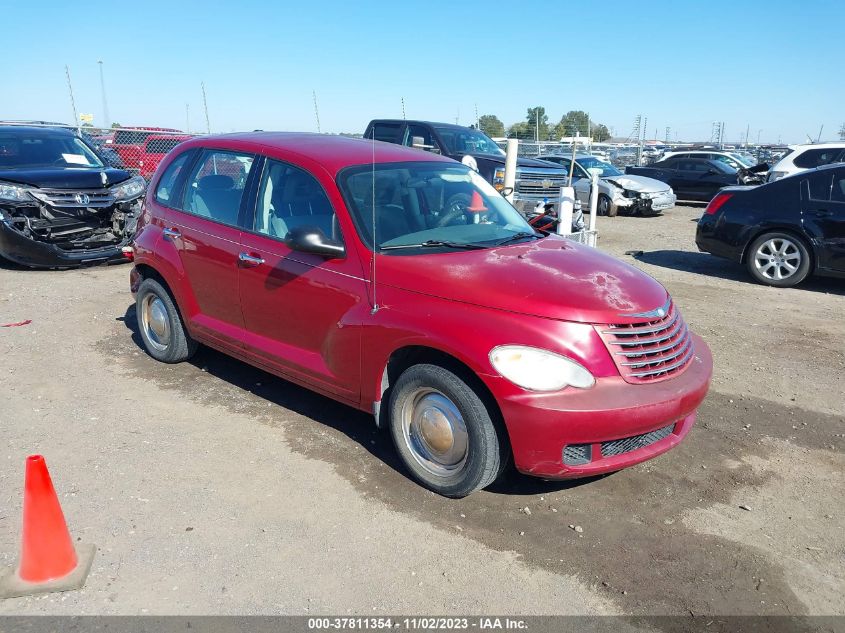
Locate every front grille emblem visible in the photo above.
<box><xmin>619</xmin><ymin>298</ymin><xmax>671</xmax><ymax>319</ymax></box>
<box><xmin>74</xmin><ymin>193</ymin><xmax>91</xmax><ymax>205</ymax></box>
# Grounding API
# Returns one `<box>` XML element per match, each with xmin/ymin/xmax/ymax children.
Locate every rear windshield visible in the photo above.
<box><xmin>0</xmin><ymin>132</ymin><xmax>104</xmax><ymax>169</ymax></box>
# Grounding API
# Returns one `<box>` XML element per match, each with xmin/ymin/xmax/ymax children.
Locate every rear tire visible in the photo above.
<box><xmin>136</xmin><ymin>277</ymin><xmax>197</xmax><ymax>363</ymax></box>
<box><xmin>745</xmin><ymin>232</ymin><xmax>811</xmax><ymax>287</ymax></box>
<box><xmin>388</xmin><ymin>364</ymin><xmax>502</xmax><ymax>498</ymax></box>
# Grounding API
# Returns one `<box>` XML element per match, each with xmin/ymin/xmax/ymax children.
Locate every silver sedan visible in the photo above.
<box><xmin>538</xmin><ymin>154</ymin><xmax>676</xmax><ymax>216</ymax></box>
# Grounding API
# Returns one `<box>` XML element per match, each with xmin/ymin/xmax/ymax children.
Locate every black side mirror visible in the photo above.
<box><xmin>284</xmin><ymin>225</ymin><xmax>345</xmax><ymax>258</ymax></box>
<box><xmin>498</xmin><ymin>186</ymin><xmax>514</xmax><ymax>197</ymax></box>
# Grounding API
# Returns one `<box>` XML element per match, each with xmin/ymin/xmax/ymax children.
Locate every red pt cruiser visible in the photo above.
<box><xmin>129</xmin><ymin>133</ymin><xmax>712</xmax><ymax>497</ymax></box>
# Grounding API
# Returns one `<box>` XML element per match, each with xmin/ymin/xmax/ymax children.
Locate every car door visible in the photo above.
<box><xmin>237</xmin><ymin>158</ymin><xmax>367</xmax><ymax>403</ymax></box>
<box><xmin>803</xmin><ymin>168</ymin><xmax>845</xmax><ymax>273</ymax></box>
<box><xmin>163</xmin><ymin>148</ymin><xmax>257</xmax><ymax>351</ymax></box>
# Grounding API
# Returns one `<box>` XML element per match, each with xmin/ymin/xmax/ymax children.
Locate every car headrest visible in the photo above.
<box><xmin>198</xmin><ymin>174</ymin><xmax>234</xmax><ymax>191</ymax></box>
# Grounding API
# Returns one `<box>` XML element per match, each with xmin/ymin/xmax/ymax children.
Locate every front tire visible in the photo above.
<box><xmin>745</xmin><ymin>232</ymin><xmax>811</xmax><ymax>287</ymax></box>
<box><xmin>388</xmin><ymin>364</ymin><xmax>503</xmax><ymax>498</ymax></box>
<box><xmin>598</xmin><ymin>194</ymin><xmax>616</xmax><ymax>217</ymax></box>
<box><xmin>136</xmin><ymin>277</ymin><xmax>197</xmax><ymax>363</ymax></box>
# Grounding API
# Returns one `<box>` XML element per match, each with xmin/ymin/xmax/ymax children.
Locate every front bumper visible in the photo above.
<box><xmin>0</xmin><ymin>220</ymin><xmax>128</xmax><ymax>268</ymax></box>
<box><xmin>615</xmin><ymin>191</ymin><xmax>677</xmax><ymax>213</ymax></box>
<box><xmin>486</xmin><ymin>334</ymin><xmax>712</xmax><ymax>479</ymax></box>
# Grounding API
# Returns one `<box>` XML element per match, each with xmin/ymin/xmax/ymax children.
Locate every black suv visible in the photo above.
<box><xmin>364</xmin><ymin>119</ymin><xmax>569</xmax><ymax>215</ymax></box>
<box><xmin>0</xmin><ymin>125</ymin><xmax>145</xmax><ymax>268</ymax></box>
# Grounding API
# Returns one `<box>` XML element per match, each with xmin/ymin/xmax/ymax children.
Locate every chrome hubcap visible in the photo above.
<box><xmin>754</xmin><ymin>238</ymin><xmax>801</xmax><ymax>281</ymax></box>
<box><xmin>141</xmin><ymin>294</ymin><xmax>170</xmax><ymax>351</ymax></box>
<box><xmin>401</xmin><ymin>389</ymin><xmax>468</xmax><ymax>477</ymax></box>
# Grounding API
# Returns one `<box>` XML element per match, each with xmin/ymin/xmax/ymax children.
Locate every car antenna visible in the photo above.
<box><xmin>370</xmin><ymin>134</ymin><xmax>379</xmax><ymax>314</ymax></box>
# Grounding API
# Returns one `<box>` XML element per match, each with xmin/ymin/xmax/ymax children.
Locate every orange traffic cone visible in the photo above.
<box><xmin>467</xmin><ymin>190</ymin><xmax>488</xmax><ymax>213</ymax></box>
<box><xmin>0</xmin><ymin>455</ymin><xmax>96</xmax><ymax>598</ymax></box>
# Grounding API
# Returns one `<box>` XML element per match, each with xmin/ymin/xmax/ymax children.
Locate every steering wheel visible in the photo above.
<box><xmin>436</xmin><ymin>193</ymin><xmax>470</xmax><ymax>227</ymax></box>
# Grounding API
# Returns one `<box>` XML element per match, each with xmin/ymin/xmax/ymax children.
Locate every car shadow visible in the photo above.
<box><xmin>118</xmin><ymin>303</ymin><xmax>599</xmax><ymax>496</ymax></box>
<box><xmin>632</xmin><ymin>250</ymin><xmax>845</xmax><ymax>296</ymax></box>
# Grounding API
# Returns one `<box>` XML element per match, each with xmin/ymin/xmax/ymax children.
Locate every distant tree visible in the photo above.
<box><xmin>592</xmin><ymin>124</ymin><xmax>611</xmax><ymax>142</ymax></box>
<box><xmin>111</xmin><ymin>122</ymin><xmax>122</xmax><ymax>129</ymax></box>
<box><xmin>525</xmin><ymin>106</ymin><xmax>550</xmax><ymax>140</ymax></box>
<box><xmin>507</xmin><ymin>122</ymin><xmax>533</xmax><ymax>139</ymax></box>
<box><xmin>478</xmin><ymin>114</ymin><xmax>505</xmax><ymax>138</ymax></box>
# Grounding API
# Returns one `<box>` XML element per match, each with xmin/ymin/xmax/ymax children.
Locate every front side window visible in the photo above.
<box><xmin>154</xmin><ymin>151</ymin><xmax>191</xmax><ymax>205</ymax></box>
<box><xmin>253</xmin><ymin>159</ymin><xmax>339</xmax><ymax>241</ymax></box>
<box><xmin>832</xmin><ymin>174</ymin><xmax>845</xmax><ymax>203</ymax></box>
<box><xmin>181</xmin><ymin>150</ymin><xmax>255</xmax><ymax>226</ymax></box>
<box><xmin>339</xmin><ymin>161</ymin><xmax>535</xmax><ymax>253</ymax></box>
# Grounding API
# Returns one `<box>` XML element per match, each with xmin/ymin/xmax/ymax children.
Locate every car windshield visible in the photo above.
<box><xmin>576</xmin><ymin>156</ymin><xmax>623</xmax><ymax>177</ymax></box>
<box><xmin>0</xmin><ymin>132</ymin><xmax>104</xmax><ymax>169</ymax></box>
<box><xmin>729</xmin><ymin>153</ymin><xmax>756</xmax><ymax>167</ymax></box>
<box><xmin>339</xmin><ymin>162</ymin><xmax>538</xmax><ymax>253</ymax></box>
<box><xmin>433</xmin><ymin>127</ymin><xmax>505</xmax><ymax>156</ymax></box>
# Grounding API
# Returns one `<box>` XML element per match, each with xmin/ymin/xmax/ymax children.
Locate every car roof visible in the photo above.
<box><xmin>0</xmin><ymin>125</ymin><xmax>76</xmax><ymax>137</ymax></box>
<box><xmin>180</xmin><ymin>132</ymin><xmax>455</xmax><ymax>175</ymax></box>
<box><xmin>370</xmin><ymin>119</ymin><xmax>475</xmax><ymax>131</ymax></box>
<box><xmin>791</xmin><ymin>142</ymin><xmax>845</xmax><ymax>150</ymax></box>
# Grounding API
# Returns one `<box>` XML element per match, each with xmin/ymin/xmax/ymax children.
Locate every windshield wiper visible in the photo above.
<box><xmin>491</xmin><ymin>231</ymin><xmax>543</xmax><ymax>246</ymax></box>
<box><xmin>379</xmin><ymin>239</ymin><xmax>487</xmax><ymax>251</ymax></box>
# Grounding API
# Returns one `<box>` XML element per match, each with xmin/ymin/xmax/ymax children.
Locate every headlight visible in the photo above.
<box><xmin>493</xmin><ymin>167</ymin><xmax>506</xmax><ymax>191</ymax></box>
<box><xmin>461</xmin><ymin>155</ymin><xmax>479</xmax><ymax>172</ymax></box>
<box><xmin>623</xmin><ymin>189</ymin><xmax>638</xmax><ymax>199</ymax></box>
<box><xmin>489</xmin><ymin>345</ymin><xmax>595</xmax><ymax>392</ymax></box>
<box><xmin>111</xmin><ymin>176</ymin><xmax>146</xmax><ymax>201</ymax></box>
<box><xmin>0</xmin><ymin>181</ymin><xmax>32</xmax><ymax>203</ymax></box>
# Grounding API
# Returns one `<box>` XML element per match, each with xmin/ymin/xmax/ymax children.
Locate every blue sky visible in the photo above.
<box><xmin>4</xmin><ymin>0</ymin><xmax>842</xmax><ymax>143</ymax></box>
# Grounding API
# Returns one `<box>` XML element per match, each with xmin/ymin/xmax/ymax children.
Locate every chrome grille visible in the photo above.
<box><xmin>596</xmin><ymin>300</ymin><xmax>694</xmax><ymax>383</ymax></box>
<box><xmin>601</xmin><ymin>423</ymin><xmax>675</xmax><ymax>457</ymax></box>
<box><xmin>30</xmin><ymin>189</ymin><xmax>115</xmax><ymax>209</ymax></box>
<box><xmin>515</xmin><ymin>170</ymin><xmax>568</xmax><ymax>196</ymax></box>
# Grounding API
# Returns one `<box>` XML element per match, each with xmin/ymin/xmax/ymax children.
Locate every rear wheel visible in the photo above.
<box><xmin>745</xmin><ymin>232</ymin><xmax>811</xmax><ymax>287</ymax></box>
<box><xmin>388</xmin><ymin>364</ymin><xmax>503</xmax><ymax>498</ymax></box>
<box><xmin>136</xmin><ymin>277</ymin><xmax>197</xmax><ymax>363</ymax></box>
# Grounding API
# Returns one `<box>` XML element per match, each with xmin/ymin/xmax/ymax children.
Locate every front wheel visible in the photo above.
<box><xmin>598</xmin><ymin>194</ymin><xmax>616</xmax><ymax>217</ymax></box>
<box><xmin>745</xmin><ymin>232</ymin><xmax>811</xmax><ymax>287</ymax></box>
<box><xmin>388</xmin><ymin>364</ymin><xmax>503</xmax><ymax>497</ymax></box>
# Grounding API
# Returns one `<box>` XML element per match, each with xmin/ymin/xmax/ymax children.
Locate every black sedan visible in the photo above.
<box><xmin>695</xmin><ymin>164</ymin><xmax>845</xmax><ymax>287</ymax></box>
<box><xmin>626</xmin><ymin>157</ymin><xmax>739</xmax><ymax>201</ymax></box>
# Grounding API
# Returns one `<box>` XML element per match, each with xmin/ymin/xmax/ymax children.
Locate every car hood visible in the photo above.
<box><xmin>464</xmin><ymin>153</ymin><xmax>566</xmax><ymax>171</ymax></box>
<box><xmin>0</xmin><ymin>168</ymin><xmax>131</xmax><ymax>189</ymax></box>
<box><xmin>604</xmin><ymin>174</ymin><xmax>671</xmax><ymax>192</ymax></box>
<box><xmin>379</xmin><ymin>235</ymin><xmax>668</xmax><ymax>324</ymax></box>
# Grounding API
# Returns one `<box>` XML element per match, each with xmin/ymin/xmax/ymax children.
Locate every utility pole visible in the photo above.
<box><xmin>312</xmin><ymin>90</ymin><xmax>321</xmax><ymax>133</ymax></box>
<box><xmin>97</xmin><ymin>60</ymin><xmax>110</xmax><ymax>129</ymax></box>
<box><xmin>745</xmin><ymin>123</ymin><xmax>750</xmax><ymax>148</ymax></box>
<box><xmin>474</xmin><ymin>103</ymin><xmax>479</xmax><ymax>130</ymax></box>
<box><xmin>201</xmin><ymin>82</ymin><xmax>211</xmax><ymax>134</ymax></box>
<box><xmin>401</xmin><ymin>97</ymin><xmax>406</xmax><ymax>120</ymax></box>
<box><xmin>64</xmin><ymin>65</ymin><xmax>80</xmax><ymax>132</ymax></box>
<box><xmin>757</xmin><ymin>129</ymin><xmax>762</xmax><ymax>144</ymax></box>
<box><xmin>840</xmin><ymin>122</ymin><xmax>845</xmax><ymax>141</ymax></box>
<box><xmin>186</xmin><ymin>104</ymin><xmax>190</xmax><ymax>134</ymax></box>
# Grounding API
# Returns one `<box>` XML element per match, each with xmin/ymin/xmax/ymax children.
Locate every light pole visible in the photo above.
<box><xmin>97</xmin><ymin>60</ymin><xmax>110</xmax><ymax>129</ymax></box>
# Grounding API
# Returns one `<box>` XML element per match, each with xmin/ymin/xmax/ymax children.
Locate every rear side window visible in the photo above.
<box><xmin>369</xmin><ymin>123</ymin><xmax>403</xmax><ymax>144</ymax></box>
<box><xmin>794</xmin><ymin>148</ymin><xmax>844</xmax><ymax>169</ymax></box>
<box><xmin>154</xmin><ymin>151</ymin><xmax>192</xmax><ymax>206</ymax></box>
<box><xmin>806</xmin><ymin>172</ymin><xmax>833</xmax><ymax>201</ymax></box>
<box><xmin>181</xmin><ymin>150</ymin><xmax>255</xmax><ymax>227</ymax></box>
<box><xmin>832</xmin><ymin>173</ymin><xmax>845</xmax><ymax>203</ymax></box>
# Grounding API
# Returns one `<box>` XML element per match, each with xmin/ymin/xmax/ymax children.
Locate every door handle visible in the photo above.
<box><xmin>162</xmin><ymin>228</ymin><xmax>182</xmax><ymax>240</ymax></box>
<box><xmin>812</xmin><ymin>209</ymin><xmax>833</xmax><ymax>217</ymax></box>
<box><xmin>238</xmin><ymin>252</ymin><xmax>265</xmax><ymax>266</ymax></box>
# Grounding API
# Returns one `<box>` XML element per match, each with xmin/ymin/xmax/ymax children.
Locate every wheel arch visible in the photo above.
<box><xmin>740</xmin><ymin>225</ymin><xmax>817</xmax><ymax>273</ymax></box>
<box><xmin>373</xmin><ymin>345</ymin><xmax>511</xmax><ymax>458</ymax></box>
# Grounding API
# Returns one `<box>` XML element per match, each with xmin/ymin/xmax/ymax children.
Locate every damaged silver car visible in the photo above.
<box><xmin>539</xmin><ymin>154</ymin><xmax>676</xmax><ymax>216</ymax></box>
<box><xmin>0</xmin><ymin>125</ymin><xmax>144</xmax><ymax>268</ymax></box>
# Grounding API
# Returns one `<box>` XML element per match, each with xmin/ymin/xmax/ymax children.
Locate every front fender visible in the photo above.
<box><xmin>359</xmin><ymin>285</ymin><xmax>617</xmax><ymax>410</ymax></box>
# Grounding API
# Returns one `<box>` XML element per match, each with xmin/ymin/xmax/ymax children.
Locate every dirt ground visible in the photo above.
<box><xmin>0</xmin><ymin>204</ymin><xmax>842</xmax><ymax>619</ymax></box>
